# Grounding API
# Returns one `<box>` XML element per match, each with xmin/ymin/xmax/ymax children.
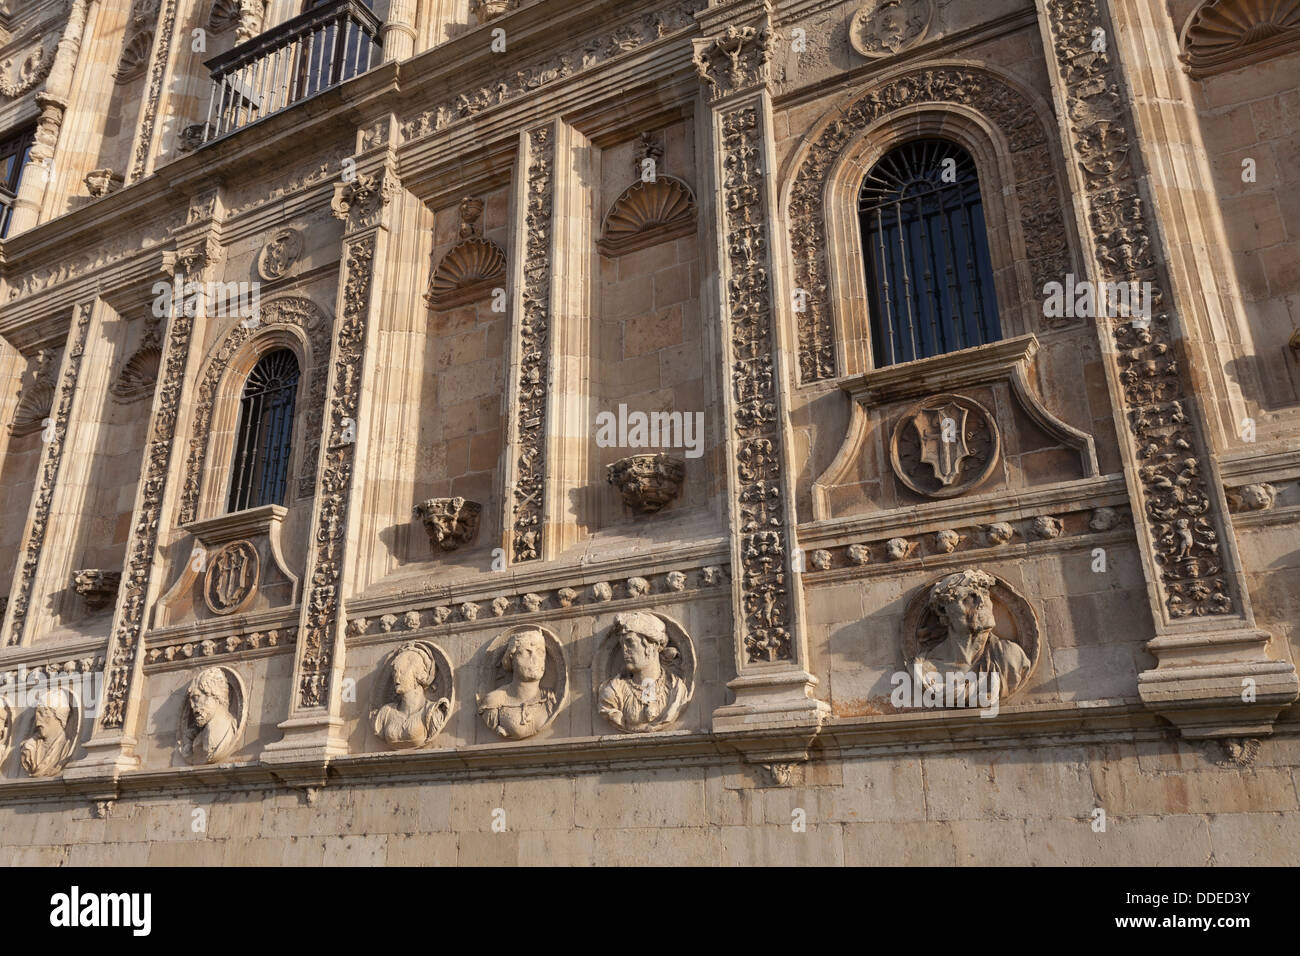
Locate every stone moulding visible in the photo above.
<box><xmin>596</xmin><ymin>176</ymin><xmax>697</xmax><ymax>257</ymax></box>
<box><xmin>1180</xmin><ymin>0</ymin><xmax>1300</xmax><ymax>77</ymax></box>
<box><xmin>413</xmin><ymin>497</ymin><xmax>483</xmax><ymax>550</ymax></box>
<box><xmin>607</xmin><ymin>454</ymin><xmax>686</xmax><ymax>513</ymax></box>
<box><xmin>72</xmin><ymin>570</ymin><xmax>121</xmax><ymax>612</ymax></box>
<box><xmin>424</xmin><ymin>237</ymin><xmax>507</xmax><ymax>309</ymax></box>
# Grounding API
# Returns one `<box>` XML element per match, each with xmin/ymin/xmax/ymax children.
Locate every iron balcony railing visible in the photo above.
<box><xmin>201</xmin><ymin>0</ymin><xmax>382</xmax><ymax>143</ymax></box>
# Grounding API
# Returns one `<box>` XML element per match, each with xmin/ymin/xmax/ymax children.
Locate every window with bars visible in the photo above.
<box><xmin>227</xmin><ymin>349</ymin><xmax>300</xmax><ymax>513</ymax></box>
<box><xmin>858</xmin><ymin>139</ymin><xmax>1002</xmax><ymax>368</ymax></box>
<box><xmin>0</xmin><ymin>126</ymin><xmax>35</xmax><ymax>239</ymax></box>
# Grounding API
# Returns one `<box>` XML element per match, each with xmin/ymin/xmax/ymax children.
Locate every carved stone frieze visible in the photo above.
<box><xmin>413</xmin><ymin>496</ymin><xmax>482</xmax><ymax>551</ymax></box>
<box><xmin>145</xmin><ymin>625</ymin><xmax>297</xmax><ymax>665</ymax></box>
<box><xmin>596</xmin><ymin>176</ymin><xmax>697</xmax><ymax>257</ymax></box>
<box><xmin>607</xmin><ymin>454</ymin><xmax>686</xmax><ymax>514</ymax></box>
<box><xmin>369</xmin><ymin>641</ymin><xmax>453</xmax><ymax>750</ymax></box>
<box><xmin>595</xmin><ymin>612</ymin><xmax>695</xmax><ymax>733</ymax></box>
<box><xmin>787</xmin><ymin>67</ymin><xmax>1072</xmax><ymax>382</ymax></box>
<box><xmin>177</xmin><ymin>666</ymin><xmax>246</xmax><ymax>764</ymax></box>
<box><xmin>72</xmin><ymin>569</ymin><xmax>121</xmax><ymax>612</ymax></box>
<box><xmin>178</xmin><ymin>297</ymin><xmax>328</xmax><ymax>523</ymax></box>
<box><xmin>8</xmin><ymin>308</ymin><xmax>90</xmax><ymax>647</ymax></box>
<box><xmin>510</xmin><ymin>127</ymin><xmax>554</xmax><ymax>563</ymax></box>
<box><xmin>478</xmin><ymin>626</ymin><xmax>566</xmax><ymax>740</ymax></box>
<box><xmin>399</xmin><ymin>1</ymin><xmax>704</xmax><ymax>142</ymax></box>
<box><xmin>849</xmin><ymin>0</ymin><xmax>933</xmax><ymax>58</ymax></box>
<box><xmin>1043</xmin><ymin>0</ymin><xmax>1237</xmax><ymax>620</ymax></box>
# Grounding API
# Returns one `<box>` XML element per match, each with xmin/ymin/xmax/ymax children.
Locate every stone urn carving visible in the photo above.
<box><xmin>414</xmin><ymin>497</ymin><xmax>482</xmax><ymax>551</ymax></box>
<box><xmin>607</xmin><ymin>454</ymin><xmax>685</xmax><ymax>514</ymax></box>
<box><xmin>72</xmin><ymin>569</ymin><xmax>122</xmax><ymax>612</ymax></box>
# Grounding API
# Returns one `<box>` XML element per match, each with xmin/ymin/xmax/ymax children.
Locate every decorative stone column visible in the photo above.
<box><xmin>67</xmin><ymin>230</ymin><xmax>224</xmax><ymax>780</ymax></box>
<box><xmin>262</xmin><ymin>159</ymin><xmax>397</xmax><ymax>767</ymax></box>
<box><xmin>382</xmin><ymin>0</ymin><xmax>417</xmax><ymax>62</ymax></box>
<box><xmin>692</xmin><ymin>0</ymin><xmax>828</xmax><ymax>754</ymax></box>
<box><xmin>1035</xmin><ymin>0</ymin><xmax>1298</xmax><ymax>737</ymax></box>
<box><xmin>2</xmin><ymin>301</ymin><xmax>94</xmax><ymax>647</ymax></box>
<box><xmin>8</xmin><ymin>0</ymin><xmax>93</xmax><ymax>235</ymax></box>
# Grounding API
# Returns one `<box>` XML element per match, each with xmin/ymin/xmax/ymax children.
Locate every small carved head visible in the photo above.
<box><xmin>928</xmin><ymin>569</ymin><xmax>998</xmax><ymax>644</ymax></box>
<box><xmin>186</xmin><ymin>667</ymin><xmax>230</xmax><ymax>729</ymax></box>
<box><xmin>502</xmin><ymin>629</ymin><xmax>547</xmax><ymax>682</ymax></box>
<box><xmin>810</xmin><ymin>550</ymin><xmax>832</xmax><ymax>571</ymax></box>
<box><xmin>1089</xmin><ymin>507</ymin><xmax>1119</xmax><ymax>532</ymax></box>
<box><xmin>885</xmin><ymin>537</ymin><xmax>910</xmax><ymax>561</ymax></box>
<box><xmin>556</xmin><ymin>587</ymin><xmax>578</xmax><ymax>607</ymax></box>
<box><xmin>460</xmin><ymin>602</ymin><xmax>481</xmax><ymax>621</ymax></box>
<box><xmin>522</xmin><ymin>592</ymin><xmax>545</xmax><ymax>613</ymax></box>
<box><xmin>1240</xmin><ymin>483</ymin><xmax>1277</xmax><ymax>511</ymax></box>
<box><xmin>591</xmin><ymin>582</ymin><xmax>613</xmax><ymax>602</ymax></box>
<box><xmin>934</xmin><ymin>529</ymin><xmax>960</xmax><ymax>554</ymax></box>
<box><xmin>1032</xmin><ymin>516</ymin><xmax>1063</xmax><ymax>540</ymax></box>
<box><xmin>404</xmin><ymin>610</ymin><xmax>423</xmax><ymax>630</ymax></box>
<box><xmin>627</xmin><ymin>577</ymin><xmax>650</xmax><ymax>598</ymax></box>
<box><xmin>847</xmin><ymin>543</ymin><xmax>870</xmax><ymax>565</ymax></box>
<box><xmin>613</xmin><ymin>611</ymin><xmax>673</xmax><ymax>675</ymax></box>
<box><xmin>391</xmin><ymin>643</ymin><xmax>437</xmax><ymax>696</ymax></box>
<box><xmin>665</xmin><ymin>571</ymin><xmax>688</xmax><ymax>592</ymax></box>
<box><xmin>985</xmin><ymin>522</ymin><xmax>1014</xmax><ymax>546</ymax></box>
<box><xmin>491</xmin><ymin>596</ymin><xmax>512</xmax><ymax>616</ymax></box>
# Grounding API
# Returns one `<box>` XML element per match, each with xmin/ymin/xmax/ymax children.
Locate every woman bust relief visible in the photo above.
<box><xmin>371</xmin><ymin>642</ymin><xmax>452</xmax><ymax>749</ymax></box>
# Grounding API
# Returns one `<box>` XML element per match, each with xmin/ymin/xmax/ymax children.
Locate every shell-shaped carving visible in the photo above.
<box><xmin>110</xmin><ymin>344</ymin><xmax>162</xmax><ymax>403</ymax></box>
<box><xmin>1183</xmin><ymin>0</ymin><xmax>1300</xmax><ymax>75</ymax></box>
<box><xmin>597</xmin><ymin>176</ymin><xmax>697</xmax><ymax>256</ymax></box>
<box><xmin>11</xmin><ymin>379</ymin><xmax>53</xmax><ymax>435</ymax></box>
<box><xmin>115</xmin><ymin>30</ymin><xmax>154</xmax><ymax>83</ymax></box>
<box><xmin>425</xmin><ymin>237</ymin><xmax>507</xmax><ymax>309</ymax></box>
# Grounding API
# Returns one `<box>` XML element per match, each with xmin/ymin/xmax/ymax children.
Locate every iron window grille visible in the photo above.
<box><xmin>858</xmin><ymin>139</ymin><xmax>1002</xmax><ymax>368</ymax></box>
<box><xmin>228</xmin><ymin>349</ymin><xmax>301</xmax><ymax>513</ymax></box>
<box><xmin>0</xmin><ymin>125</ymin><xmax>35</xmax><ymax>239</ymax></box>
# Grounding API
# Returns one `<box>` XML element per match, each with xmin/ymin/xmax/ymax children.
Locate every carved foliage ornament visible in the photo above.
<box><xmin>787</xmin><ymin>67</ymin><xmax>1072</xmax><ymax>382</ymax></box>
<box><xmin>890</xmin><ymin>394</ymin><xmax>1000</xmax><ymax>498</ymax></box>
<box><xmin>511</xmin><ymin>127</ymin><xmax>554</xmax><ymax>563</ymax></box>
<box><xmin>8</xmin><ymin>310</ymin><xmax>90</xmax><ymax>647</ymax></box>
<box><xmin>1181</xmin><ymin>0</ymin><xmax>1300</xmax><ymax>77</ymax></box>
<box><xmin>130</xmin><ymin>0</ymin><xmax>178</xmax><ymax>181</ymax></box>
<box><xmin>849</xmin><ymin>0</ymin><xmax>933</xmax><ymax>58</ymax></box>
<box><xmin>1043</xmin><ymin>0</ymin><xmax>1234</xmax><ymax>620</ymax></box>
<box><xmin>720</xmin><ymin>105</ymin><xmax>794</xmax><ymax>665</ymax></box>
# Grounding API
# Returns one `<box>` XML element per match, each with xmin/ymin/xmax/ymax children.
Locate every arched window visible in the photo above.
<box><xmin>228</xmin><ymin>349</ymin><xmax>300</xmax><ymax>513</ymax></box>
<box><xmin>859</xmin><ymin>139</ymin><xmax>1002</xmax><ymax>368</ymax></box>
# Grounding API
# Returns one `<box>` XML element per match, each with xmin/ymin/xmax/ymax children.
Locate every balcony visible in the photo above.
<box><xmin>200</xmin><ymin>0</ymin><xmax>383</xmax><ymax>144</ymax></box>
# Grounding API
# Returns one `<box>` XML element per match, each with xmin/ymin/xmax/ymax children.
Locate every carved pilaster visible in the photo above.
<box><xmin>695</xmin><ymin>3</ymin><xmax>827</xmax><ymax>748</ymax></box>
<box><xmin>126</xmin><ymin>0</ymin><xmax>178</xmax><ymax>183</ymax></box>
<box><xmin>264</xmin><ymin>164</ymin><xmax>396</xmax><ymax>765</ymax></box>
<box><xmin>1036</xmin><ymin>0</ymin><xmax>1297</xmax><ymax>737</ymax></box>
<box><xmin>3</xmin><ymin>303</ymin><xmax>93</xmax><ymax>647</ymax></box>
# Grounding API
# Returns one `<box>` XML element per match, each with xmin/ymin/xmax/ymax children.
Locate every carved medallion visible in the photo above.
<box><xmin>257</xmin><ymin>228</ymin><xmax>303</xmax><ymax>281</ymax></box>
<box><xmin>594</xmin><ymin>611</ymin><xmax>696</xmax><ymax>733</ymax></box>
<box><xmin>177</xmin><ymin>666</ymin><xmax>247</xmax><ymax>764</ymax></box>
<box><xmin>900</xmin><ymin>569</ymin><xmax>1040</xmax><ymax>705</ymax></box>
<box><xmin>203</xmin><ymin>540</ymin><xmax>259</xmax><ymax>615</ymax></box>
<box><xmin>849</xmin><ymin>0</ymin><xmax>932</xmax><ymax>58</ymax></box>
<box><xmin>478</xmin><ymin>626</ymin><xmax>567</xmax><ymax>740</ymax></box>
<box><xmin>19</xmin><ymin>689</ymin><xmax>81</xmax><ymax>777</ymax></box>
<box><xmin>890</xmin><ymin>394</ymin><xmax>999</xmax><ymax>498</ymax></box>
<box><xmin>369</xmin><ymin>641</ymin><xmax>454</xmax><ymax>750</ymax></box>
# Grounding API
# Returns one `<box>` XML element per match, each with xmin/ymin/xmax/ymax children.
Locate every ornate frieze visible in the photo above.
<box><xmin>1042</xmin><ymin>0</ymin><xmax>1236</xmax><ymax>621</ymax></box>
<box><xmin>399</xmin><ymin>0</ymin><xmax>704</xmax><ymax>141</ymax></box>
<box><xmin>510</xmin><ymin>126</ymin><xmax>554</xmax><ymax>563</ymax></box>
<box><xmin>178</xmin><ymin>297</ymin><xmax>329</xmax><ymax>523</ymax></box>
<box><xmin>145</xmin><ymin>625</ymin><xmax>296</xmax><ymax>666</ymax></box>
<box><xmin>787</xmin><ymin>67</ymin><xmax>1072</xmax><ymax>382</ymax></box>
<box><xmin>7</xmin><ymin>306</ymin><xmax>91</xmax><ymax>647</ymax></box>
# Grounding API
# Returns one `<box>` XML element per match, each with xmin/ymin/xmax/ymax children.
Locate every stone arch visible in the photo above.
<box><xmin>782</xmin><ymin>63</ymin><xmax>1077</xmax><ymax>383</ymax></box>
<box><xmin>178</xmin><ymin>296</ymin><xmax>331</xmax><ymax>524</ymax></box>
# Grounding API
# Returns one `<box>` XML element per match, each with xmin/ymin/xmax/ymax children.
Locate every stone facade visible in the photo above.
<box><xmin>0</xmin><ymin>0</ymin><xmax>1298</xmax><ymax>865</ymax></box>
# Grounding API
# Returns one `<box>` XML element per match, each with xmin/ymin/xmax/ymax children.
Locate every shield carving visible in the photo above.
<box><xmin>204</xmin><ymin>540</ymin><xmax>260</xmax><ymax>615</ymax></box>
<box><xmin>914</xmin><ymin>402</ymin><xmax>970</xmax><ymax>486</ymax></box>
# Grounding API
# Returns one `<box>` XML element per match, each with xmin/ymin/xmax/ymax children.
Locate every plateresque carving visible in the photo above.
<box><xmin>0</xmin><ymin>39</ymin><xmax>57</xmax><ymax>98</ymax></box>
<box><xmin>1181</xmin><ymin>0</ymin><xmax>1300</xmax><ymax>77</ymax></box>
<box><xmin>788</xmin><ymin>67</ymin><xmax>1071</xmax><ymax>382</ymax></box>
<box><xmin>596</xmin><ymin>611</ymin><xmax>695</xmax><ymax>732</ymax></box>
<box><xmin>849</xmin><ymin>0</ymin><xmax>933</xmax><ymax>58</ymax></box>
<box><xmin>479</xmin><ymin>626</ymin><xmax>566</xmax><ymax>740</ymax></box>
<box><xmin>607</xmin><ymin>454</ymin><xmax>686</xmax><ymax>514</ymax></box>
<box><xmin>19</xmin><ymin>689</ymin><xmax>80</xmax><ymax>777</ymax></box>
<box><xmin>73</xmin><ymin>570</ymin><xmax>121</xmax><ymax>612</ymax></box>
<box><xmin>370</xmin><ymin>641</ymin><xmax>453</xmax><ymax>750</ymax></box>
<box><xmin>257</xmin><ymin>228</ymin><xmax>303</xmax><ymax>281</ymax></box>
<box><xmin>902</xmin><ymin>569</ymin><xmax>1039</xmax><ymax>704</ymax></box>
<box><xmin>890</xmin><ymin>394</ymin><xmax>1000</xmax><ymax>498</ymax></box>
<box><xmin>204</xmin><ymin>541</ymin><xmax>259</xmax><ymax>616</ymax></box>
<box><xmin>11</xmin><ymin>348</ymin><xmax>57</xmax><ymax>436</ymax></box>
<box><xmin>177</xmin><ymin>666</ymin><xmax>246</xmax><ymax>764</ymax></box>
<box><xmin>414</xmin><ymin>497</ymin><xmax>482</xmax><ymax>551</ymax></box>
<box><xmin>209</xmin><ymin>0</ymin><xmax>265</xmax><ymax>41</ymax></box>
<box><xmin>425</xmin><ymin>198</ymin><xmax>507</xmax><ymax>309</ymax></box>
<box><xmin>597</xmin><ymin>176</ymin><xmax>697</xmax><ymax>256</ymax></box>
